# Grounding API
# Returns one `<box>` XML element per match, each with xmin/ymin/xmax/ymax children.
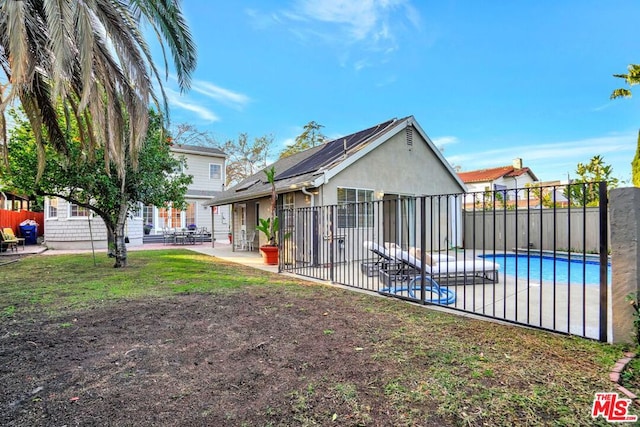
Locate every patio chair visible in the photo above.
<box><xmin>235</xmin><ymin>230</ymin><xmax>250</xmax><ymax>251</ymax></box>
<box><xmin>245</xmin><ymin>231</ymin><xmax>256</xmax><ymax>251</ymax></box>
<box><xmin>162</xmin><ymin>228</ymin><xmax>175</xmax><ymax>245</ymax></box>
<box><xmin>1</xmin><ymin>227</ymin><xmax>22</xmax><ymax>252</ymax></box>
<box><xmin>362</xmin><ymin>241</ymin><xmax>456</xmax><ymax>305</ymax></box>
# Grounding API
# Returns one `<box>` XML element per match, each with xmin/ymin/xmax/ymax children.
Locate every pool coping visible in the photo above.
<box><xmin>514</xmin><ymin>248</ymin><xmax>611</xmax><ymax>263</ymax></box>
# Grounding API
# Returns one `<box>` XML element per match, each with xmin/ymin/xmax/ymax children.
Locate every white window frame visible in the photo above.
<box><xmin>209</xmin><ymin>163</ymin><xmax>221</xmax><ymax>180</ymax></box>
<box><xmin>68</xmin><ymin>202</ymin><xmax>91</xmax><ymax>219</ymax></box>
<box><xmin>337</xmin><ymin>187</ymin><xmax>374</xmax><ymax>229</ymax></box>
<box><xmin>46</xmin><ymin>197</ymin><xmax>58</xmax><ymax>219</ymax></box>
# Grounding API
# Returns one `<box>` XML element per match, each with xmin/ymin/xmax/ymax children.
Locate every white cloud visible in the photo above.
<box><xmin>375</xmin><ymin>75</ymin><xmax>397</xmax><ymax>87</ymax></box>
<box><xmin>432</xmin><ymin>136</ymin><xmax>459</xmax><ymax>147</ymax></box>
<box><xmin>446</xmin><ymin>133</ymin><xmax>635</xmax><ymax>181</ymax></box>
<box><xmin>354</xmin><ymin>59</ymin><xmax>371</xmax><ymax>71</ymax></box>
<box><xmin>190</xmin><ymin>80</ymin><xmax>251</xmax><ymax>110</ymax></box>
<box><xmin>292</xmin><ymin>0</ymin><xmax>416</xmax><ymax>43</ymax></box>
<box><xmin>591</xmin><ymin>102</ymin><xmax>615</xmax><ymax>112</ymax></box>
<box><xmin>166</xmin><ymin>89</ymin><xmax>219</xmax><ymax>122</ymax></box>
<box><xmin>249</xmin><ymin>0</ymin><xmax>421</xmax><ymax>67</ymax></box>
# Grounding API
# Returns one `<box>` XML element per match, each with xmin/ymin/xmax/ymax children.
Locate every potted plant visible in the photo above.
<box><xmin>256</xmin><ymin>166</ymin><xmax>280</xmax><ymax>265</ymax></box>
<box><xmin>143</xmin><ymin>223</ymin><xmax>153</xmax><ymax>235</ymax></box>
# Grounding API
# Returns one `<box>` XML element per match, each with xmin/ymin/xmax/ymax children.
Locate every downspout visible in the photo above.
<box><xmin>210</xmin><ymin>206</ymin><xmax>215</xmax><ymax>248</ymax></box>
<box><xmin>301</xmin><ymin>187</ymin><xmax>315</xmax><ymax>207</ymax></box>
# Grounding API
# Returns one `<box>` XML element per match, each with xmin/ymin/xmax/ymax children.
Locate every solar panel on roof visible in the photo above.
<box><xmin>235</xmin><ymin>179</ymin><xmax>261</xmax><ymax>192</ymax></box>
<box><xmin>275</xmin><ymin>118</ymin><xmax>397</xmax><ymax>181</ymax></box>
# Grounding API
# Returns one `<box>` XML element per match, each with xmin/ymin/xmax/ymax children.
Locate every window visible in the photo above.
<box><xmin>69</xmin><ymin>203</ymin><xmax>90</xmax><ymax>218</ymax></box>
<box><xmin>185</xmin><ymin>202</ymin><xmax>196</xmax><ymax>227</ymax></box>
<box><xmin>209</xmin><ymin>163</ymin><xmax>221</xmax><ymax>180</ymax></box>
<box><xmin>143</xmin><ymin>205</ymin><xmax>154</xmax><ymax>226</ymax></box>
<box><xmin>337</xmin><ymin>188</ymin><xmax>374</xmax><ymax>228</ymax></box>
<box><xmin>47</xmin><ymin>198</ymin><xmax>58</xmax><ymax>219</ymax></box>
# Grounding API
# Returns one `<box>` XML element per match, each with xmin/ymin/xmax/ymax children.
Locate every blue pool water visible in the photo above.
<box><xmin>480</xmin><ymin>253</ymin><xmax>611</xmax><ymax>285</ymax></box>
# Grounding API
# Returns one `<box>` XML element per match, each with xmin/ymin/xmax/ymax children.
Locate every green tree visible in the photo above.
<box><xmin>279</xmin><ymin>121</ymin><xmax>326</xmax><ymax>159</ymax></box>
<box><xmin>611</xmin><ymin>64</ymin><xmax>640</xmax><ymax>99</ymax></box>
<box><xmin>221</xmin><ymin>133</ymin><xmax>273</xmax><ymax>186</ymax></box>
<box><xmin>5</xmin><ymin>109</ymin><xmax>192</xmax><ymax>267</ymax></box>
<box><xmin>565</xmin><ymin>155</ymin><xmax>619</xmax><ymax>207</ymax></box>
<box><xmin>0</xmin><ymin>0</ymin><xmax>196</xmax><ymax>179</ymax></box>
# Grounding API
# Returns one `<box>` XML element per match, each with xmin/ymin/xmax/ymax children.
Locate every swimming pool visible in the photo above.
<box><xmin>480</xmin><ymin>253</ymin><xmax>611</xmax><ymax>285</ymax></box>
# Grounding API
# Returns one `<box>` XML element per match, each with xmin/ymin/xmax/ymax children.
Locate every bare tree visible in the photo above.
<box><xmin>172</xmin><ymin>123</ymin><xmax>218</xmax><ymax>147</ymax></box>
<box><xmin>221</xmin><ymin>133</ymin><xmax>273</xmax><ymax>186</ymax></box>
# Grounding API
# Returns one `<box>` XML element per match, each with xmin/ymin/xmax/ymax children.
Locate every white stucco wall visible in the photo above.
<box><xmin>320</xmin><ymin>128</ymin><xmax>463</xmax><ymax>205</ymax></box>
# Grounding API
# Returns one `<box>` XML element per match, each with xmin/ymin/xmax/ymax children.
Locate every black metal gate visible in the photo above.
<box><xmin>279</xmin><ymin>183</ymin><xmax>609</xmax><ymax>341</ymax></box>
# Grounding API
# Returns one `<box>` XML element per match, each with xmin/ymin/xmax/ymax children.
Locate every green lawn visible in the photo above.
<box><xmin>1</xmin><ymin>250</ymin><xmax>638</xmax><ymax>426</ymax></box>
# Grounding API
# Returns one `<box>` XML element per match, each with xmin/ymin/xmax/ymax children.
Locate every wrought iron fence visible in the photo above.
<box><xmin>279</xmin><ymin>182</ymin><xmax>609</xmax><ymax>341</ymax></box>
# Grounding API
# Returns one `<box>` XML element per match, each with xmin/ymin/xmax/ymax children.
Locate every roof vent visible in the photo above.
<box><xmin>406</xmin><ymin>126</ymin><xmax>413</xmax><ymax>147</ymax></box>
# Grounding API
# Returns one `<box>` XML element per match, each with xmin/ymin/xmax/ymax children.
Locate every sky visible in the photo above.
<box><xmin>152</xmin><ymin>0</ymin><xmax>640</xmax><ymax>183</ymax></box>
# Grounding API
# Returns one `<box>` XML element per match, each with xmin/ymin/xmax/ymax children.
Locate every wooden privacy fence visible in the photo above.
<box><xmin>0</xmin><ymin>209</ymin><xmax>44</xmax><ymax>236</ymax></box>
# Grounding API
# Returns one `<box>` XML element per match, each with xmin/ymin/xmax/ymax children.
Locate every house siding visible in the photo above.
<box><xmin>44</xmin><ymin>146</ymin><xmax>228</xmax><ymax>249</ymax></box>
<box><xmin>44</xmin><ymin>198</ymin><xmax>143</xmax><ymax>249</ymax></box>
<box><xmin>180</xmin><ymin>152</ymin><xmax>225</xmax><ymax>192</ymax></box>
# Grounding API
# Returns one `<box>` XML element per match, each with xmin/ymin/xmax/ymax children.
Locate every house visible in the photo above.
<box><xmin>43</xmin><ymin>144</ymin><xmax>230</xmax><ymax>249</ymax></box>
<box><xmin>143</xmin><ymin>144</ymin><xmax>229</xmax><ymax>239</ymax></box>
<box><xmin>207</xmin><ymin>116</ymin><xmax>466</xmax><ymax>254</ymax></box>
<box><xmin>458</xmin><ymin>159</ymin><xmax>539</xmax><ymax>209</ymax></box>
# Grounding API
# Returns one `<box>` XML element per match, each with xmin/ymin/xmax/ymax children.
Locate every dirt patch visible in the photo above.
<box><xmin>1</xmin><ymin>290</ymin><xmax>451</xmax><ymax>426</ymax></box>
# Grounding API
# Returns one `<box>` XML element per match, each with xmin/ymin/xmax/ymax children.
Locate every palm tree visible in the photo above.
<box><xmin>0</xmin><ymin>0</ymin><xmax>196</xmax><ymax>267</ymax></box>
<box><xmin>611</xmin><ymin>64</ymin><xmax>640</xmax><ymax>99</ymax></box>
<box><xmin>0</xmin><ymin>0</ymin><xmax>196</xmax><ymax>177</ymax></box>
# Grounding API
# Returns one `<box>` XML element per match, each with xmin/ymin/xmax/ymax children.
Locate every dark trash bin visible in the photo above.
<box><xmin>19</xmin><ymin>225</ymin><xmax>38</xmax><ymax>245</ymax></box>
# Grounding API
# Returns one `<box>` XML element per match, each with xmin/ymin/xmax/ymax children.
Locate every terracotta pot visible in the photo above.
<box><xmin>259</xmin><ymin>245</ymin><xmax>279</xmax><ymax>265</ymax></box>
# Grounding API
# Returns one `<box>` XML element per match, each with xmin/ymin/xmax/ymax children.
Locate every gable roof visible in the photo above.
<box><xmin>275</xmin><ymin>118</ymin><xmax>399</xmax><ymax>180</ymax></box>
<box><xmin>458</xmin><ymin>165</ymin><xmax>538</xmax><ymax>183</ymax></box>
<box><xmin>171</xmin><ymin>143</ymin><xmax>226</xmax><ymax>157</ymax></box>
<box><xmin>207</xmin><ymin>116</ymin><xmax>465</xmax><ymax>206</ymax></box>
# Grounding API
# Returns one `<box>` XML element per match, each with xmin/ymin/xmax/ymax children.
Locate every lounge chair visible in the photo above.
<box><xmin>362</xmin><ymin>241</ymin><xmax>456</xmax><ymax>305</ymax></box>
<box><xmin>364</xmin><ymin>241</ymin><xmax>500</xmax><ymax>285</ymax></box>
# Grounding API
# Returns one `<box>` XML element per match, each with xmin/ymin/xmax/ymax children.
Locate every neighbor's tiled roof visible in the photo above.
<box><xmin>458</xmin><ymin>166</ymin><xmax>538</xmax><ymax>183</ymax></box>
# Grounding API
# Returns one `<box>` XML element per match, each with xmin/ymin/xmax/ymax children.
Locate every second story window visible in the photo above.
<box><xmin>209</xmin><ymin>164</ymin><xmax>221</xmax><ymax>180</ymax></box>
